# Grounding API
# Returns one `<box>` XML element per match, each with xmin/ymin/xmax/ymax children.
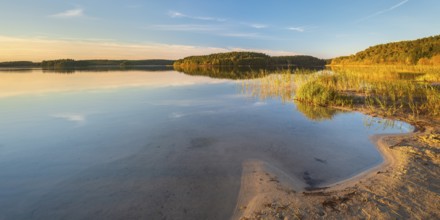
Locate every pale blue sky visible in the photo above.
<box><xmin>0</xmin><ymin>0</ymin><xmax>439</xmax><ymax>61</ymax></box>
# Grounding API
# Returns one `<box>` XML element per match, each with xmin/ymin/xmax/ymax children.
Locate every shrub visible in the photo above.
<box><xmin>295</xmin><ymin>80</ymin><xmax>338</xmax><ymax>106</ymax></box>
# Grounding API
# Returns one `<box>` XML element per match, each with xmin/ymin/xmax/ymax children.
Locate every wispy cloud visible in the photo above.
<box><xmin>390</xmin><ymin>0</ymin><xmax>410</xmax><ymax>10</ymax></box>
<box><xmin>356</xmin><ymin>0</ymin><xmax>410</xmax><ymax>22</ymax></box>
<box><xmin>168</xmin><ymin>10</ymin><xmax>226</xmax><ymax>22</ymax></box>
<box><xmin>221</xmin><ymin>32</ymin><xmax>288</xmax><ymax>41</ymax></box>
<box><xmin>222</xmin><ymin>32</ymin><xmax>261</xmax><ymax>38</ymax></box>
<box><xmin>147</xmin><ymin>24</ymin><xmax>279</xmax><ymax>40</ymax></box>
<box><xmin>50</xmin><ymin>8</ymin><xmax>84</xmax><ymax>18</ymax></box>
<box><xmin>228</xmin><ymin>47</ymin><xmax>297</xmax><ymax>56</ymax></box>
<box><xmin>249</xmin><ymin>23</ymin><xmax>268</xmax><ymax>29</ymax></box>
<box><xmin>148</xmin><ymin>24</ymin><xmax>222</xmax><ymax>32</ymax></box>
<box><xmin>0</xmin><ymin>35</ymin><xmax>297</xmax><ymax>61</ymax></box>
<box><xmin>287</xmin><ymin>25</ymin><xmax>318</xmax><ymax>33</ymax></box>
<box><xmin>168</xmin><ymin>11</ymin><xmax>184</xmax><ymax>18</ymax></box>
<box><xmin>287</xmin><ymin>27</ymin><xmax>305</xmax><ymax>32</ymax></box>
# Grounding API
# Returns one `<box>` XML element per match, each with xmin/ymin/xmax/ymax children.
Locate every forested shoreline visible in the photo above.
<box><xmin>331</xmin><ymin>35</ymin><xmax>440</xmax><ymax>65</ymax></box>
<box><xmin>0</xmin><ymin>61</ymin><xmax>39</xmax><ymax>68</ymax></box>
<box><xmin>173</xmin><ymin>52</ymin><xmax>327</xmax><ymax>68</ymax></box>
<box><xmin>2</xmin><ymin>34</ymin><xmax>440</xmax><ymax>69</ymax></box>
<box><xmin>0</xmin><ymin>59</ymin><xmax>174</xmax><ymax>68</ymax></box>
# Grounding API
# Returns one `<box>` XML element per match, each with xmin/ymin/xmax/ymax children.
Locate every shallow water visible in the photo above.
<box><xmin>0</xmin><ymin>69</ymin><xmax>412</xmax><ymax>219</ymax></box>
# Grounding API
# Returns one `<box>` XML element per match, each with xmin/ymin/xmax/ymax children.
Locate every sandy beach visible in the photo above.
<box><xmin>234</xmin><ymin>117</ymin><xmax>440</xmax><ymax>219</ymax></box>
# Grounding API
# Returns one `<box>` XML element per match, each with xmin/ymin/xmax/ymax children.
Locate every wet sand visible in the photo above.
<box><xmin>232</xmin><ymin>133</ymin><xmax>403</xmax><ymax>219</ymax></box>
<box><xmin>235</xmin><ymin>119</ymin><xmax>440</xmax><ymax>219</ymax></box>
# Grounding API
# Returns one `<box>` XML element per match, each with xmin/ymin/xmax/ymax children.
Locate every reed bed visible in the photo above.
<box><xmin>243</xmin><ymin>66</ymin><xmax>440</xmax><ymax>119</ymax></box>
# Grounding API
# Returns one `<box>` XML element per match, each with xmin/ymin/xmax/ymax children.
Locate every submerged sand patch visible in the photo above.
<box><xmin>234</xmin><ymin>125</ymin><xmax>440</xmax><ymax>219</ymax></box>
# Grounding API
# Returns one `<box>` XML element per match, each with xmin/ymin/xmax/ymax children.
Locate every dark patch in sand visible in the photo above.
<box><xmin>322</xmin><ymin>192</ymin><xmax>356</xmax><ymax>211</ymax></box>
<box><xmin>268</xmin><ymin>176</ymin><xmax>280</xmax><ymax>183</ymax></box>
<box><xmin>303</xmin><ymin>171</ymin><xmax>324</xmax><ymax>191</ymax></box>
<box><xmin>303</xmin><ymin>191</ymin><xmax>331</xmax><ymax>196</ymax></box>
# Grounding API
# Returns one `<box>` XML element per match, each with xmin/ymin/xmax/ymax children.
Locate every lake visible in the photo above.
<box><xmin>0</xmin><ymin>68</ymin><xmax>412</xmax><ymax>219</ymax></box>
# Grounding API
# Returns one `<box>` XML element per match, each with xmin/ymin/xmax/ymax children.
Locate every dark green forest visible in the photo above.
<box><xmin>41</xmin><ymin>59</ymin><xmax>174</xmax><ymax>69</ymax></box>
<box><xmin>0</xmin><ymin>61</ymin><xmax>39</xmax><ymax>68</ymax></box>
<box><xmin>173</xmin><ymin>52</ymin><xmax>326</xmax><ymax>67</ymax></box>
<box><xmin>331</xmin><ymin>35</ymin><xmax>440</xmax><ymax>65</ymax></box>
<box><xmin>271</xmin><ymin>55</ymin><xmax>327</xmax><ymax>67</ymax></box>
<box><xmin>0</xmin><ymin>59</ymin><xmax>174</xmax><ymax>69</ymax></box>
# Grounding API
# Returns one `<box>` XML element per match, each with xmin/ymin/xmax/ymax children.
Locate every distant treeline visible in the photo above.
<box><xmin>331</xmin><ymin>35</ymin><xmax>440</xmax><ymax>65</ymax></box>
<box><xmin>41</xmin><ymin>59</ymin><xmax>174</xmax><ymax>69</ymax></box>
<box><xmin>2</xmin><ymin>53</ymin><xmax>326</xmax><ymax>69</ymax></box>
<box><xmin>0</xmin><ymin>59</ymin><xmax>174</xmax><ymax>68</ymax></box>
<box><xmin>271</xmin><ymin>56</ymin><xmax>328</xmax><ymax>67</ymax></box>
<box><xmin>0</xmin><ymin>61</ymin><xmax>39</xmax><ymax>68</ymax></box>
<box><xmin>173</xmin><ymin>52</ymin><xmax>326</xmax><ymax>67</ymax></box>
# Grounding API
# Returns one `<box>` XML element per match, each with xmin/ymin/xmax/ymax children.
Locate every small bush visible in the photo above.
<box><xmin>295</xmin><ymin>80</ymin><xmax>338</xmax><ymax>106</ymax></box>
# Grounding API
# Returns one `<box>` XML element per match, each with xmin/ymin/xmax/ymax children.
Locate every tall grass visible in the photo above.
<box><xmin>242</xmin><ymin>66</ymin><xmax>440</xmax><ymax>120</ymax></box>
<box><xmin>241</xmin><ymin>69</ymin><xmax>294</xmax><ymax>103</ymax></box>
<box><xmin>324</xmin><ymin>66</ymin><xmax>440</xmax><ymax>118</ymax></box>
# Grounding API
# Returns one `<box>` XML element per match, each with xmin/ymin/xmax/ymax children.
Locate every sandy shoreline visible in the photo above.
<box><xmin>234</xmin><ymin>118</ymin><xmax>440</xmax><ymax>219</ymax></box>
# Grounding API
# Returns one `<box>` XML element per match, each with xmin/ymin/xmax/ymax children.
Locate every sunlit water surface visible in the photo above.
<box><xmin>0</xmin><ymin>69</ymin><xmax>412</xmax><ymax>219</ymax></box>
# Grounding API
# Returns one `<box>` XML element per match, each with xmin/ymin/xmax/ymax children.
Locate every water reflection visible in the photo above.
<box><xmin>0</xmin><ymin>68</ymin><xmax>412</xmax><ymax>220</ymax></box>
<box><xmin>174</xmin><ymin>65</ymin><xmax>267</xmax><ymax>79</ymax></box>
<box><xmin>42</xmin><ymin>65</ymin><xmax>173</xmax><ymax>74</ymax></box>
<box><xmin>175</xmin><ymin>65</ymin><xmax>324</xmax><ymax>79</ymax></box>
<box><xmin>363</xmin><ymin>116</ymin><xmax>408</xmax><ymax>131</ymax></box>
<box><xmin>0</xmin><ymin>69</ymin><xmax>228</xmax><ymax>99</ymax></box>
<box><xmin>241</xmin><ymin>73</ymin><xmax>294</xmax><ymax>103</ymax></box>
<box><xmin>294</xmin><ymin>100</ymin><xmax>340</xmax><ymax>121</ymax></box>
<box><xmin>242</xmin><ymin>74</ymin><xmax>342</xmax><ymax>122</ymax></box>
<box><xmin>240</xmin><ymin>71</ymin><xmax>342</xmax><ymax>121</ymax></box>
<box><xmin>0</xmin><ymin>68</ymin><xmax>34</xmax><ymax>73</ymax></box>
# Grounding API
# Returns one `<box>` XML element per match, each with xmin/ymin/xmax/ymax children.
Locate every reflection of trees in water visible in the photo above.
<box><xmin>174</xmin><ymin>65</ymin><xmax>267</xmax><ymax>79</ymax></box>
<box><xmin>0</xmin><ymin>68</ymin><xmax>34</xmax><ymax>73</ymax></box>
<box><xmin>43</xmin><ymin>68</ymin><xmax>76</xmax><ymax>74</ymax></box>
<box><xmin>241</xmin><ymin>71</ymin><xmax>341</xmax><ymax>121</ymax></box>
<box><xmin>174</xmin><ymin>65</ymin><xmax>324</xmax><ymax>80</ymax></box>
<box><xmin>41</xmin><ymin>66</ymin><xmax>174</xmax><ymax>74</ymax></box>
<box><xmin>294</xmin><ymin>100</ymin><xmax>340</xmax><ymax>121</ymax></box>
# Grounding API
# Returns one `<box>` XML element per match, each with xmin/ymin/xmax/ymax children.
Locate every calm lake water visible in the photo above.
<box><xmin>0</xmin><ymin>68</ymin><xmax>412</xmax><ymax>219</ymax></box>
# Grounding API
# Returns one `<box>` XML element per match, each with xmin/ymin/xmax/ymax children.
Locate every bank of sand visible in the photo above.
<box><xmin>233</xmin><ymin>121</ymin><xmax>440</xmax><ymax>219</ymax></box>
